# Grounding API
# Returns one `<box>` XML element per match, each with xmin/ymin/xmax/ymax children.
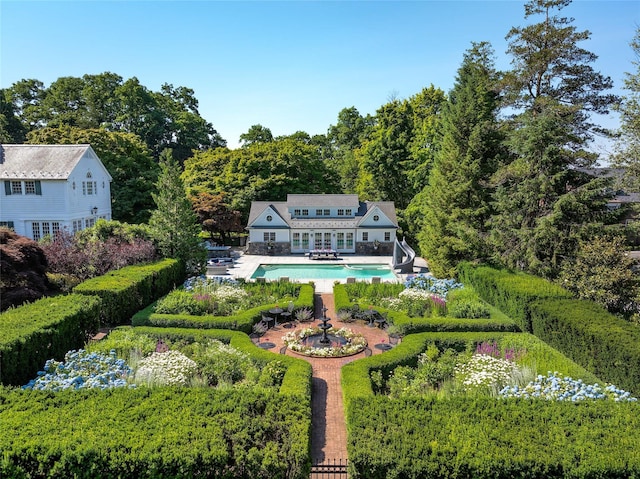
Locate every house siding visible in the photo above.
<box><xmin>0</xmin><ymin>146</ymin><xmax>112</xmax><ymax>240</ymax></box>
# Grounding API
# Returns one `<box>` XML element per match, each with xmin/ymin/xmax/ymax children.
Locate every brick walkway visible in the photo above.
<box><xmin>256</xmin><ymin>293</ymin><xmax>392</xmax><ymax>463</ymax></box>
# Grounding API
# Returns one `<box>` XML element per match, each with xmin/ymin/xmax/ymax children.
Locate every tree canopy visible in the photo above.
<box><xmin>3</xmin><ymin>73</ymin><xmax>226</xmax><ymax>161</ymax></box>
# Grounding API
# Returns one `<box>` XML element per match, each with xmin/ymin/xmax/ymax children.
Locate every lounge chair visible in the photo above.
<box><xmin>371</xmin><ymin>276</ymin><xmax>381</xmax><ymax>284</ymax></box>
<box><xmin>206</xmin><ymin>264</ymin><xmax>228</xmax><ymax>275</ymax></box>
<box><xmin>346</xmin><ymin>277</ymin><xmax>356</xmax><ymax>284</ymax></box>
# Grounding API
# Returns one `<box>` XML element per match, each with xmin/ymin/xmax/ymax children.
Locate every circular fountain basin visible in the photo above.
<box><xmin>283</xmin><ymin>327</ymin><xmax>368</xmax><ymax>357</ymax></box>
<box><xmin>302</xmin><ymin>333</ymin><xmax>348</xmax><ymax>349</ymax></box>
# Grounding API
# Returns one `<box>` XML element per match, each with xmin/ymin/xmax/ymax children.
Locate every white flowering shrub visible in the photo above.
<box><xmin>134</xmin><ymin>350</ymin><xmax>198</xmax><ymax>386</ymax></box>
<box><xmin>454</xmin><ymin>354</ymin><xmax>522</xmax><ymax>394</ymax></box>
<box><xmin>23</xmin><ymin>349</ymin><xmax>131</xmax><ymax>391</ymax></box>
<box><xmin>500</xmin><ymin>372</ymin><xmax>638</xmax><ymax>402</ymax></box>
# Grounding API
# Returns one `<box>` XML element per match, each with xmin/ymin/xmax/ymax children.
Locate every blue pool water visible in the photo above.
<box><xmin>250</xmin><ymin>264</ymin><xmax>397</xmax><ymax>281</ymax></box>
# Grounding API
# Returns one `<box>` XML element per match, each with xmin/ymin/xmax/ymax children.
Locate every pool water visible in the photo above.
<box><xmin>250</xmin><ymin>264</ymin><xmax>397</xmax><ymax>281</ymax></box>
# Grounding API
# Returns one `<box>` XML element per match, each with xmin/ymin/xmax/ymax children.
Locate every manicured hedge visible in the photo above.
<box><xmin>0</xmin><ymin>294</ymin><xmax>101</xmax><ymax>386</ymax></box>
<box><xmin>333</xmin><ymin>284</ymin><xmax>519</xmax><ymax>335</ymax></box>
<box><xmin>0</xmin><ymin>386</ymin><xmax>311</xmax><ymax>479</ymax></box>
<box><xmin>133</xmin><ymin>284</ymin><xmax>315</xmax><ymax>334</ymax></box>
<box><xmin>346</xmin><ymin>395</ymin><xmax>640</xmax><ymax>479</ymax></box>
<box><xmin>341</xmin><ymin>331</ymin><xmax>600</xmax><ymax>409</ymax></box>
<box><xmin>74</xmin><ymin>259</ymin><xmax>184</xmax><ymax>326</ymax></box>
<box><xmin>531</xmin><ymin>299</ymin><xmax>640</xmax><ymax>394</ymax></box>
<box><xmin>130</xmin><ymin>327</ymin><xmax>313</xmax><ymax>398</ymax></box>
<box><xmin>457</xmin><ymin>262</ymin><xmax>572</xmax><ymax>332</ymax></box>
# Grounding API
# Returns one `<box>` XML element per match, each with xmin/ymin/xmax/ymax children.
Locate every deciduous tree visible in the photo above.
<box><xmin>190</xmin><ymin>192</ymin><xmax>243</xmax><ymax>244</ymax></box>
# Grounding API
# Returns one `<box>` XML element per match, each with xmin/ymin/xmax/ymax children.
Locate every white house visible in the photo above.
<box><xmin>0</xmin><ymin>144</ymin><xmax>112</xmax><ymax>240</ymax></box>
<box><xmin>246</xmin><ymin>194</ymin><xmax>398</xmax><ymax>255</ymax></box>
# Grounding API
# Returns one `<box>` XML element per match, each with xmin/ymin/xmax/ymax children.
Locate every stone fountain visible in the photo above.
<box><xmin>301</xmin><ymin>306</ymin><xmax>348</xmax><ymax>349</ymax></box>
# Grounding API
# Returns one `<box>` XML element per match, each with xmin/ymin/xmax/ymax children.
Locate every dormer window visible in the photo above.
<box><xmin>266</xmin><ymin>215</ymin><xmax>273</xmax><ymax>222</ymax></box>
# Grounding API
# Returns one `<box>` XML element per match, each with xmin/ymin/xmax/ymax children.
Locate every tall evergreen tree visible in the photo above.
<box><xmin>149</xmin><ymin>150</ymin><xmax>205</xmax><ymax>274</ymax></box>
<box><xmin>490</xmin><ymin>0</ymin><xmax>617</xmax><ymax>277</ymax></box>
<box><xmin>417</xmin><ymin>42</ymin><xmax>504</xmax><ymax>277</ymax></box>
<box><xmin>613</xmin><ymin>27</ymin><xmax>640</xmax><ymax>190</ymax></box>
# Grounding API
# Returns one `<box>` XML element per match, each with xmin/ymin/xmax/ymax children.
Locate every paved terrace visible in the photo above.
<box><xmin>223</xmin><ymin>251</ymin><xmax>427</xmax><ymax>292</ymax></box>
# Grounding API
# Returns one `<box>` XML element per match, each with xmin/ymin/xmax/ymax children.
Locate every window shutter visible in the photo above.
<box><xmin>35</xmin><ymin>180</ymin><xmax>42</xmax><ymax>195</ymax></box>
<box><xmin>4</xmin><ymin>181</ymin><xmax>11</xmax><ymax>195</ymax></box>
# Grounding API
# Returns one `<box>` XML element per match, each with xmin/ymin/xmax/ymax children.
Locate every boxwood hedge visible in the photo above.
<box><xmin>133</xmin><ymin>284</ymin><xmax>315</xmax><ymax>334</ymax></box>
<box><xmin>530</xmin><ymin>298</ymin><xmax>640</xmax><ymax>394</ymax></box>
<box><xmin>0</xmin><ymin>294</ymin><xmax>101</xmax><ymax>386</ymax></box>
<box><xmin>73</xmin><ymin>259</ymin><xmax>184</xmax><ymax>326</ymax></box>
<box><xmin>457</xmin><ymin>262</ymin><xmax>572</xmax><ymax>332</ymax></box>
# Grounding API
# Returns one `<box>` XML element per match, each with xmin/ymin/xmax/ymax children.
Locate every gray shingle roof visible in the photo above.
<box><xmin>0</xmin><ymin>144</ymin><xmax>93</xmax><ymax>180</ymax></box>
<box><xmin>247</xmin><ymin>195</ymin><xmax>398</xmax><ymax>228</ymax></box>
<box><xmin>286</xmin><ymin>194</ymin><xmax>360</xmax><ymax>208</ymax></box>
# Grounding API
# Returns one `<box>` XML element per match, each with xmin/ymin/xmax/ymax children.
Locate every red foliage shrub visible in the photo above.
<box><xmin>0</xmin><ymin>228</ymin><xmax>53</xmax><ymax>311</ymax></box>
<box><xmin>41</xmin><ymin>230</ymin><xmax>157</xmax><ymax>281</ymax></box>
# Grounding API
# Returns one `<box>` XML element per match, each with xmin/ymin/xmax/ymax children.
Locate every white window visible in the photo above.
<box><xmin>337</xmin><ymin>232</ymin><xmax>344</xmax><ymax>249</ymax></box>
<box><xmin>72</xmin><ymin>220</ymin><xmax>82</xmax><ymax>233</ymax></box>
<box><xmin>324</xmin><ymin>209</ymin><xmax>330</xmax><ymax>216</ymax></box>
<box><xmin>384</xmin><ymin>232</ymin><xmax>391</xmax><ymax>242</ymax></box>
<box><xmin>294</xmin><ymin>209</ymin><xmax>301</xmax><ymax>216</ymax></box>
<box><xmin>32</xmin><ymin>222</ymin><xmax>41</xmax><ymax>241</ymax></box>
<box><xmin>266</xmin><ymin>215</ymin><xmax>273</xmax><ymax>222</ymax></box>
<box><xmin>83</xmin><ymin>181</ymin><xmax>97</xmax><ymax>195</ymax></box>
<box><xmin>316</xmin><ymin>209</ymin><xmax>323</xmax><ymax>216</ymax></box>
<box><xmin>25</xmin><ymin>181</ymin><xmax>36</xmax><ymax>194</ymax></box>
<box><xmin>11</xmin><ymin>181</ymin><xmax>22</xmax><ymax>195</ymax></box>
<box><xmin>52</xmin><ymin>222</ymin><xmax>60</xmax><ymax>236</ymax></box>
<box><xmin>302</xmin><ymin>209</ymin><xmax>309</xmax><ymax>216</ymax></box>
<box><xmin>83</xmin><ymin>172</ymin><xmax>97</xmax><ymax>196</ymax></box>
<box><xmin>85</xmin><ymin>218</ymin><xmax>96</xmax><ymax>228</ymax></box>
<box><xmin>373</xmin><ymin>215</ymin><xmax>380</xmax><ymax>221</ymax></box>
<box><xmin>345</xmin><ymin>209</ymin><xmax>352</xmax><ymax>216</ymax></box>
<box><xmin>42</xmin><ymin>222</ymin><xmax>50</xmax><ymax>237</ymax></box>
<box><xmin>302</xmin><ymin>232</ymin><xmax>310</xmax><ymax>249</ymax></box>
<box><xmin>292</xmin><ymin>232</ymin><xmax>300</xmax><ymax>248</ymax></box>
<box><xmin>263</xmin><ymin>232</ymin><xmax>275</xmax><ymax>242</ymax></box>
<box><xmin>337</xmin><ymin>209</ymin><xmax>344</xmax><ymax>216</ymax></box>
<box><xmin>362</xmin><ymin>232</ymin><xmax>368</xmax><ymax>241</ymax></box>
<box><xmin>346</xmin><ymin>232</ymin><xmax>354</xmax><ymax>248</ymax></box>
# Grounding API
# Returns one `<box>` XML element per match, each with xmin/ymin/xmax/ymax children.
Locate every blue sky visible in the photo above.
<box><xmin>1</xmin><ymin>1</ymin><xmax>638</xmax><ymax>154</ymax></box>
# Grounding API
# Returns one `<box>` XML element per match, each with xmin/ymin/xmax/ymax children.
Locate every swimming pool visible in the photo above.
<box><xmin>250</xmin><ymin>264</ymin><xmax>398</xmax><ymax>281</ymax></box>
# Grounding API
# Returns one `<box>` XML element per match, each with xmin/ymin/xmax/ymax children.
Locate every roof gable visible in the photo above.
<box><xmin>247</xmin><ymin>203</ymin><xmax>289</xmax><ymax>228</ymax></box>
<box><xmin>358</xmin><ymin>202</ymin><xmax>398</xmax><ymax>227</ymax></box>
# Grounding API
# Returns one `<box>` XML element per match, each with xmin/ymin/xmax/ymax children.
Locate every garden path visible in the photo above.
<box><xmin>256</xmin><ymin>293</ymin><xmax>392</xmax><ymax>464</ymax></box>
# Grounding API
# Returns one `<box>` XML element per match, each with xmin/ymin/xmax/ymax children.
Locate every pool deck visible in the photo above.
<box><xmin>217</xmin><ymin>251</ymin><xmax>428</xmax><ymax>293</ymax></box>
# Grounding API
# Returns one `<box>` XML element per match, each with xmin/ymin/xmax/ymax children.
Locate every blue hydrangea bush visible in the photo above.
<box><xmin>22</xmin><ymin>349</ymin><xmax>131</xmax><ymax>391</ymax></box>
<box><xmin>500</xmin><ymin>372</ymin><xmax>637</xmax><ymax>402</ymax></box>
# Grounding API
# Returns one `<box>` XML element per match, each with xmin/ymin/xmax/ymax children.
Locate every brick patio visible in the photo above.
<box><xmin>256</xmin><ymin>292</ymin><xmax>393</xmax><ymax>463</ymax></box>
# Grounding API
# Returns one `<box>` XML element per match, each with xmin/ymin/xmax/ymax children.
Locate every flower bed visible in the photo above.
<box><xmin>283</xmin><ymin>327</ymin><xmax>367</xmax><ymax>357</ymax></box>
